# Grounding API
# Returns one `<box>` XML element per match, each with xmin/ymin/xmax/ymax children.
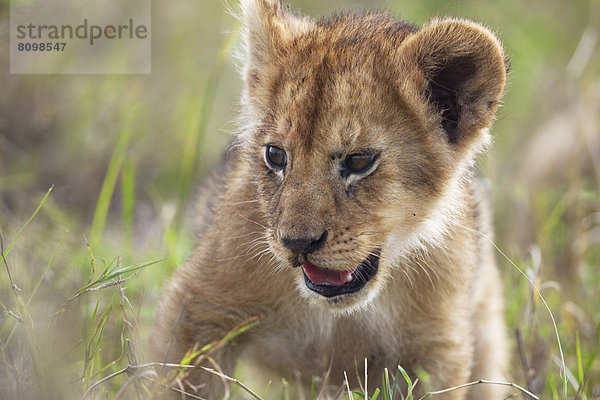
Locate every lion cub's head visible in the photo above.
<box><xmin>236</xmin><ymin>0</ymin><xmax>507</xmax><ymax>312</ymax></box>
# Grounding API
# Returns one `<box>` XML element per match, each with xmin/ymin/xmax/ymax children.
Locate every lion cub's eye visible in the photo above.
<box><xmin>342</xmin><ymin>153</ymin><xmax>376</xmax><ymax>175</ymax></box>
<box><xmin>265</xmin><ymin>145</ymin><xmax>287</xmax><ymax>170</ymax></box>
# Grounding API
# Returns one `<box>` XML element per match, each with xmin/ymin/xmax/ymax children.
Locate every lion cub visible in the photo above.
<box><xmin>154</xmin><ymin>0</ymin><xmax>509</xmax><ymax>398</ymax></box>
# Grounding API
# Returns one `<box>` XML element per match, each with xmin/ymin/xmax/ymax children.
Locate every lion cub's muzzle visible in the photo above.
<box><xmin>301</xmin><ymin>252</ymin><xmax>379</xmax><ymax>298</ymax></box>
<box><xmin>281</xmin><ymin>231</ymin><xmax>380</xmax><ymax>298</ymax></box>
<box><xmin>281</xmin><ymin>230</ymin><xmax>328</xmax><ymax>254</ymax></box>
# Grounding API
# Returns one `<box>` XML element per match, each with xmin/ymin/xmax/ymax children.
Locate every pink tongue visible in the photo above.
<box><xmin>302</xmin><ymin>262</ymin><xmax>353</xmax><ymax>286</ymax></box>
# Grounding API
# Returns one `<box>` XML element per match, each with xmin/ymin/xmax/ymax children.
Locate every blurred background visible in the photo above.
<box><xmin>0</xmin><ymin>0</ymin><xmax>598</xmax><ymax>398</ymax></box>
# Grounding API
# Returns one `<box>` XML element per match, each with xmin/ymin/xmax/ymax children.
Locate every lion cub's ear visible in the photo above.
<box><xmin>239</xmin><ymin>0</ymin><xmax>313</xmax><ymax>91</ymax></box>
<box><xmin>399</xmin><ymin>18</ymin><xmax>508</xmax><ymax>152</ymax></box>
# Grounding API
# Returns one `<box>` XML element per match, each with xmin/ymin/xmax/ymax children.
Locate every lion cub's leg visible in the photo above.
<box><xmin>152</xmin><ymin>265</ymin><xmax>258</xmax><ymax>399</ymax></box>
<box><xmin>415</xmin><ymin>300</ymin><xmax>505</xmax><ymax>400</ymax></box>
<box><xmin>414</xmin><ymin>323</ymin><xmax>474</xmax><ymax>400</ymax></box>
<box><xmin>467</xmin><ymin>262</ymin><xmax>508</xmax><ymax>399</ymax></box>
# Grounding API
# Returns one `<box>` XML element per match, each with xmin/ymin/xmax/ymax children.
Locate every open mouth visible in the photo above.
<box><xmin>301</xmin><ymin>252</ymin><xmax>380</xmax><ymax>298</ymax></box>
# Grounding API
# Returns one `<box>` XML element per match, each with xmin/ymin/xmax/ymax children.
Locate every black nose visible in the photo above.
<box><xmin>282</xmin><ymin>230</ymin><xmax>328</xmax><ymax>254</ymax></box>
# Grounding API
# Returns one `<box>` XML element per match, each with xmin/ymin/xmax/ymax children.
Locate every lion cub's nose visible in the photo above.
<box><xmin>281</xmin><ymin>230</ymin><xmax>328</xmax><ymax>254</ymax></box>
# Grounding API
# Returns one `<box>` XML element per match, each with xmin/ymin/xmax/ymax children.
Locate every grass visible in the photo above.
<box><xmin>1</xmin><ymin>0</ymin><xmax>599</xmax><ymax>398</ymax></box>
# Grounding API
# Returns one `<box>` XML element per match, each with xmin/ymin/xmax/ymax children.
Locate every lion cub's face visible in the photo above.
<box><xmin>238</xmin><ymin>0</ymin><xmax>506</xmax><ymax>311</ymax></box>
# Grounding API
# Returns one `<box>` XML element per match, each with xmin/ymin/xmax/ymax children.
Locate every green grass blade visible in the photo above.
<box><xmin>100</xmin><ymin>258</ymin><xmax>164</xmax><ymax>282</ymax></box>
<box><xmin>382</xmin><ymin>368</ymin><xmax>390</xmax><ymax>400</ymax></box>
<box><xmin>576</xmin><ymin>332</ymin><xmax>583</xmax><ymax>384</ymax></box>
<box><xmin>220</xmin><ymin>320</ymin><xmax>259</xmax><ymax>343</ymax></box>
<box><xmin>84</xmin><ymin>302</ymin><xmax>113</xmax><ymax>389</ymax></box>
<box><xmin>90</xmin><ymin>129</ymin><xmax>133</xmax><ymax>244</ymax></box>
<box><xmin>85</xmin><ymin>240</ymin><xmax>97</xmax><ymax>284</ymax></box>
<box><xmin>1</xmin><ymin>186</ymin><xmax>53</xmax><ymax>259</ymax></box>
<box><xmin>90</xmin><ymin>304</ymin><xmax>112</xmax><ymax>357</ymax></box>
<box><xmin>86</xmin><ymin>300</ymin><xmax>99</xmax><ymax>352</ymax></box>
<box><xmin>71</xmin><ymin>258</ymin><xmax>163</xmax><ymax>300</ymax></box>
<box><xmin>398</xmin><ymin>366</ymin><xmax>413</xmax><ymax>400</ymax></box>
<box><xmin>100</xmin><ymin>257</ymin><xmax>118</xmax><ymax>280</ymax></box>
<box><xmin>180</xmin><ymin>343</ymin><xmax>202</xmax><ymax>366</ymax></box>
<box><xmin>83</xmin><ymin>299</ymin><xmax>101</xmax><ymax>384</ymax></box>
<box><xmin>371</xmin><ymin>388</ymin><xmax>380</xmax><ymax>400</ymax></box>
<box><xmin>121</xmin><ymin>158</ymin><xmax>135</xmax><ymax>252</ymax></box>
<box><xmin>390</xmin><ymin>364</ymin><xmax>401</xmax><ymax>400</ymax></box>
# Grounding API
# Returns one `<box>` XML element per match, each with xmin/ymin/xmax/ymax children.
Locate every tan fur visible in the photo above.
<box><xmin>153</xmin><ymin>1</ymin><xmax>509</xmax><ymax>398</ymax></box>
